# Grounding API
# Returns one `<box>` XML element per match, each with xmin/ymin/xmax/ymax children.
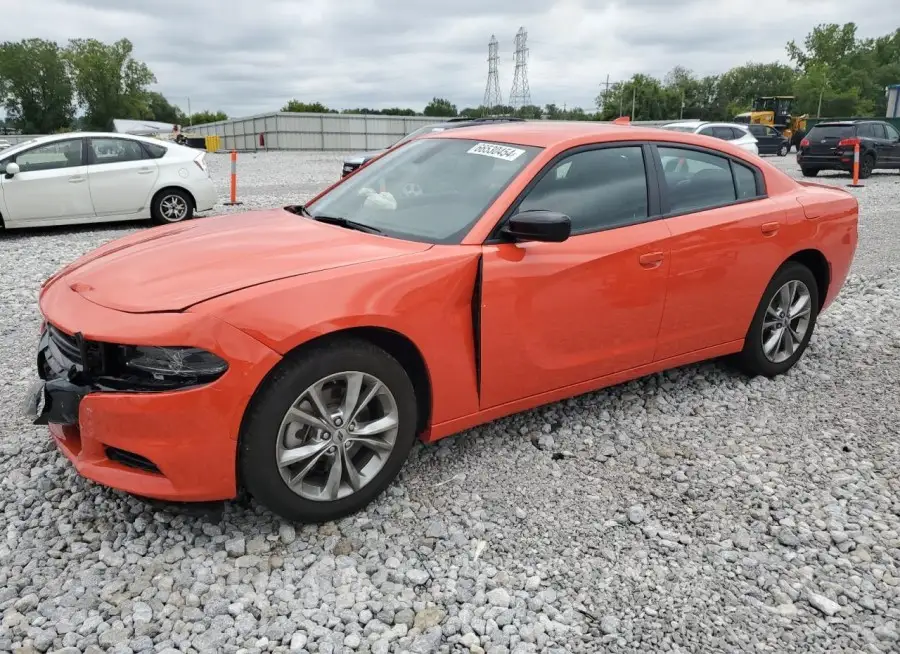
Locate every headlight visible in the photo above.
<box><xmin>345</xmin><ymin>157</ymin><xmax>365</xmax><ymax>165</ymax></box>
<box><xmin>120</xmin><ymin>346</ymin><xmax>228</xmax><ymax>387</ymax></box>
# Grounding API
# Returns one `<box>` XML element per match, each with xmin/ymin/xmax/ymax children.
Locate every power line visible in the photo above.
<box><xmin>509</xmin><ymin>27</ymin><xmax>532</xmax><ymax>110</ymax></box>
<box><xmin>482</xmin><ymin>34</ymin><xmax>503</xmax><ymax>114</ymax></box>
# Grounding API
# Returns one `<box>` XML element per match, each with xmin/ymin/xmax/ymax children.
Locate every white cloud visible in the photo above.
<box><xmin>2</xmin><ymin>0</ymin><xmax>897</xmax><ymax>117</ymax></box>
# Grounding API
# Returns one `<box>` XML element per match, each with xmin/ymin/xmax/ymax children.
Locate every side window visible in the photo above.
<box><xmin>712</xmin><ymin>126</ymin><xmax>735</xmax><ymax>140</ymax></box>
<box><xmin>516</xmin><ymin>146</ymin><xmax>649</xmax><ymax>233</ymax></box>
<box><xmin>89</xmin><ymin>138</ymin><xmax>145</xmax><ymax>165</ymax></box>
<box><xmin>748</xmin><ymin>125</ymin><xmax>765</xmax><ymax>137</ymax></box>
<box><xmin>733</xmin><ymin>162</ymin><xmax>759</xmax><ymax>200</ymax></box>
<box><xmin>141</xmin><ymin>141</ymin><xmax>168</xmax><ymax>159</ymax></box>
<box><xmin>766</xmin><ymin>127</ymin><xmax>780</xmax><ymax>137</ymax></box>
<box><xmin>698</xmin><ymin>126</ymin><xmax>716</xmax><ymax>137</ymax></box>
<box><xmin>871</xmin><ymin>124</ymin><xmax>887</xmax><ymax>139</ymax></box>
<box><xmin>13</xmin><ymin>139</ymin><xmax>84</xmax><ymax>172</ymax></box>
<box><xmin>885</xmin><ymin>123</ymin><xmax>900</xmax><ymax>141</ymax></box>
<box><xmin>658</xmin><ymin>147</ymin><xmax>736</xmax><ymax>214</ymax></box>
<box><xmin>856</xmin><ymin>124</ymin><xmax>873</xmax><ymax>139</ymax></box>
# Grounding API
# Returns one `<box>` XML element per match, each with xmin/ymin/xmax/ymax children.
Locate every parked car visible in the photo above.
<box><xmin>26</xmin><ymin>122</ymin><xmax>857</xmax><ymax>523</ymax></box>
<box><xmin>0</xmin><ymin>139</ymin><xmax>11</xmax><ymax>150</ymax></box>
<box><xmin>747</xmin><ymin>124</ymin><xmax>791</xmax><ymax>156</ymax></box>
<box><xmin>796</xmin><ymin>119</ymin><xmax>900</xmax><ymax>178</ymax></box>
<box><xmin>0</xmin><ymin>132</ymin><xmax>217</xmax><ymax>230</ymax></box>
<box><xmin>341</xmin><ymin>116</ymin><xmax>526</xmax><ymax>177</ymax></box>
<box><xmin>661</xmin><ymin>121</ymin><xmax>759</xmax><ymax>155</ymax></box>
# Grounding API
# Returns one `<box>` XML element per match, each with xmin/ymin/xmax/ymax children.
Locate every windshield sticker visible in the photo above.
<box><xmin>467</xmin><ymin>142</ymin><xmax>526</xmax><ymax>161</ymax></box>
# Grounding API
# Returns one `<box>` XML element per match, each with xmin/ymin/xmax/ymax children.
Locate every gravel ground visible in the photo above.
<box><xmin>1</xmin><ymin>150</ymin><xmax>899</xmax><ymax>654</ymax></box>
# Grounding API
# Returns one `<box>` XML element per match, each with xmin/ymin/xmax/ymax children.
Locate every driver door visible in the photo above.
<box><xmin>479</xmin><ymin>144</ymin><xmax>671</xmax><ymax>409</ymax></box>
<box><xmin>0</xmin><ymin>138</ymin><xmax>94</xmax><ymax>226</ymax></box>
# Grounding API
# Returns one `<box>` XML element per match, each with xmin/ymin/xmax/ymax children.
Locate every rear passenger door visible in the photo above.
<box><xmin>651</xmin><ymin>144</ymin><xmax>790</xmax><ymax>360</ymax></box>
<box><xmin>870</xmin><ymin>123</ymin><xmax>897</xmax><ymax>167</ymax></box>
<box><xmin>86</xmin><ymin>137</ymin><xmax>160</xmax><ymax>217</ymax></box>
<box><xmin>884</xmin><ymin>123</ymin><xmax>900</xmax><ymax>166</ymax></box>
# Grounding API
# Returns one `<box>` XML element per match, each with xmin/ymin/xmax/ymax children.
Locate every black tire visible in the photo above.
<box><xmin>859</xmin><ymin>154</ymin><xmax>875</xmax><ymax>179</ymax></box>
<box><xmin>151</xmin><ymin>188</ymin><xmax>194</xmax><ymax>225</ymax></box>
<box><xmin>736</xmin><ymin>261</ymin><xmax>819</xmax><ymax>378</ymax></box>
<box><xmin>239</xmin><ymin>339</ymin><xmax>418</xmax><ymax>523</ymax></box>
<box><xmin>778</xmin><ymin>144</ymin><xmax>789</xmax><ymax>157</ymax></box>
<box><xmin>801</xmin><ymin>167</ymin><xmax>819</xmax><ymax>177</ymax></box>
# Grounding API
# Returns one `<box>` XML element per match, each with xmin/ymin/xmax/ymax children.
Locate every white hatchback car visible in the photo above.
<box><xmin>660</xmin><ymin>121</ymin><xmax>759</xmax><ymax>156</ymax></box>
<box><xmin>0</xmin><ymin>132</ymin><xmax>217</xmax><ymax>230</ymax></box>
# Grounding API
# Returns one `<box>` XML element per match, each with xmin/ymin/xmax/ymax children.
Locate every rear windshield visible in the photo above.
<box><xmin>807</xmin><ymin>125</ymin><xmax>854</xmax><ymax>139</ymax></box>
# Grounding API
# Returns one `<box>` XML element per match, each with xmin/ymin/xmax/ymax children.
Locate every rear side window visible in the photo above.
<box><xmin>517</xmin><ymin>146</ymin><xmax>649</xmax><ymax>233</ymax></box>
<box><xmin>808</xmin><ymin>125</ymin><xmax>854</xmax><ymax>140</ymax></box>
<box><xmin>658</xmin><ymin>147</ymin><xmax>736</xmax><ymax>214</ymax></box>
<box><xmin>712</xmin><ymin>126</ymin><xmax>735</xmax><ymax>140</ymax></box>
<box><xmin>856</xmin><ymin>124</ymin><xmax>874</xmax><ymax>139</ymax></box>
<box><xmin>698</xmin><ymin>126</ymin><xmax>716</xmax><ymax>137</ymax></box>
<box><xmin>748</xmin><ymin>125</ymin><xmax>765</xmax><ymax>137</ymax></box>
<box><xmin>90</xmin><ymin>138</ymin><xmax>145</xmax><ymax>164</ymax></box>
<box><xmin>141</xmin><ymin>141</ymin><xmax>168</xmax><ymax>159</ymax></box>
<box><xmin>733</xmin><ymin>162</ymin><xmax>759</xmax><ymax>200</ymax></box>
<box><xmin>871</xmin><ymin>124</ymin><xmax>887</xmax><ymax>139</ymax></box>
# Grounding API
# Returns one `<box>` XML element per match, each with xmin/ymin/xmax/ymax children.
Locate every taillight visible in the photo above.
<box><xmin>193</xmin><ymin>153</ymin><xmax>208</xmax><ymax>173</ymax></box>
<box><xmin>837</xmin><ymin>137</ymin><xmax>860</xmax><ymax>147</ymax></box>
<box><xmin>799</xmin><ymin>138</ymin><xmax>809</xmax><ymax>148</ymax></box>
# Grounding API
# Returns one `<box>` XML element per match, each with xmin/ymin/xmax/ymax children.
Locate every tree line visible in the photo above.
<box><xmin>1</xmin><ymin>24</ymin><xmax>897</xmax><ymax>135</ymax></box>
<box><xmin>0</xmin><ymin>38</ymin><xmax>227</xmax><ymax>133</ymax></box>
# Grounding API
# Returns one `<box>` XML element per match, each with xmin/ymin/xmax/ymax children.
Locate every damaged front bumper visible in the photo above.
<box><xmin>23</xmin><ymin>327</ymin><xmax>97</xmax><ymax>426</ymax></box>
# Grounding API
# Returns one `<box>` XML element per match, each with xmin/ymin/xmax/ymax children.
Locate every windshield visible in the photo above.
<box><xmin>392</xmin><ymin>124</ymin><xmax>448</xmax><ymax>147</ymax></box>
<box><xmin>662</xmin><ymin>125</ymin><xmax>697</xmax><ymax>133</ymax></box>
<box><xmin>307</xmin><ymin>137</ymin><xmax>541</xmax><ymax>244</ymax></box>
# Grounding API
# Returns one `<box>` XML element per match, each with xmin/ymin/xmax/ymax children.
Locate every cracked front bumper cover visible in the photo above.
<box><xmin>24</xmin><ymin>376</ymin><xmax>93</xmax><ymax>426</ymax></box>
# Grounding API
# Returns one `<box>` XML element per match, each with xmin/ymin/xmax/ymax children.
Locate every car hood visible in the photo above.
<box><xmin>46</xmin><ymin>209</ymin><xmax>431</xmax><ymax>313</ymax></box>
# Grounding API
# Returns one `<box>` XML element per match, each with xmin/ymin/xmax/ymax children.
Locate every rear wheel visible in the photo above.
<box><xmin>151</xmin><ymin>188</ymin><xmax>193</xmax><ymax>225</ymax></box>
<box><xmin>859</xmin><ymin>154</ymin><xmax>875</xmax><ymax>179</ymax></box>
<box><xmin>736</xmin><ymin>261</ymin><xmax>819</xmax><ymax>378</ymax></box>
<box><xmin>239</xmin><ymin>339</ymin><xmax>418</xmax><ymax>523</ymax></box>
<box><xmin>801</xmin><ymin>167</ymin><xmax>819</xmax><ymax>177</ymax></box>
<box><xmin>778</xmin><ymin>143</ymin><xmax>789</xmax><ymax>157</ymax></box>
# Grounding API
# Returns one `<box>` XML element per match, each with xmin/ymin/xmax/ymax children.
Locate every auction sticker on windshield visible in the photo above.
<box><xmin>467</xmin><ymin>142</ymin><xmax>526</xmax><ymax>161</ymax></box>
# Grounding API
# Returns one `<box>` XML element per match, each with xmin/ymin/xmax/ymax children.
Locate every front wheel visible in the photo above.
<box><xmin>151</xmin><ymin>188</ymin><xmax>194</xmax><ymax>225</ymax></box>
<box><xmin>778</xmin><ymin>144</ymin><xmax>789</xmax><ymax>157</ymax></box>
<box><xmin>736</xmin><ymin>262</ymin><xmax>819</xmax><ymax>378</ymax></box>
<box><xmin>801</xmin><ymin>167</ymin><xmax>819</xmax><ymax>177</ymax></box>
<box><xmin>239</xmin><ymin>339</ymin><xmax>418</xmax><ymax>523</ymax></box>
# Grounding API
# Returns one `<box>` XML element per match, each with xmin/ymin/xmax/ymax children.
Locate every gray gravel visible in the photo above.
<box><xmin>1</xmin><ymin>150</ymin><xmax>899</xmax><ymax>653</ymax></box>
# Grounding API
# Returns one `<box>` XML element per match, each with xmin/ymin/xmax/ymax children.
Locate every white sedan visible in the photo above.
<box><xmin>0</xmin><ymin>132</ymin><xmax>217</xmax><ymax>230</ymax></box>
<box><xmin>660</xmin><ymin>121</ymin><xmax>759</xmax><ymax>156</ymax></box>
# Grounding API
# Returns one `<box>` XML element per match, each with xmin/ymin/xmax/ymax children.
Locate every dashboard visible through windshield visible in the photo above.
<box><xmin>307</xmin><ymin>138</ymin><xmax>542</xmax><ymax>244</ymax></box>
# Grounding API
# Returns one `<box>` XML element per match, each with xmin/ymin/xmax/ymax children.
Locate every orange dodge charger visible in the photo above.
<box><xmin>25</xmin><ymin>122</ymin><xmax>858</xmax><ymax>522</ymax></box>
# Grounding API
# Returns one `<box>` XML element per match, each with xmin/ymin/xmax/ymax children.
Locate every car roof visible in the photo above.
<box><xmin>814</xmin><ymin>120</ymin><xmax>883</xmax><ymax>126</ymax></box>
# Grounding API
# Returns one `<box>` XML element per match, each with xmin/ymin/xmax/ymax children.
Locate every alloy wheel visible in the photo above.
<box><xmin>160</xmin><ymin>194</ymin><xmax>188</xmax><ymax>221</ymax></box>
<box><xmin>275</xmin><ymin>371</ymin><xmax>399</xmax><ymax>501</ymax></box>
<box><xmin>761</xmin><ymin>280</ymin><xmax>812</xmax><ymax>364</ymax></box>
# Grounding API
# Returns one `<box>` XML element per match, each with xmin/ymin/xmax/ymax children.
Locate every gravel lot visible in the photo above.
<box><xmin>1</xmin><ymin>150</ymin><xmax>899</xmax><ymax>654</ymax></box>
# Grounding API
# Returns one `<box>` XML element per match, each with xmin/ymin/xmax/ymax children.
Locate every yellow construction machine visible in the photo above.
<box><xmin>734</xmin><ymin>96</ymin><xmax>808</xmax><ymax>149</ymax></box>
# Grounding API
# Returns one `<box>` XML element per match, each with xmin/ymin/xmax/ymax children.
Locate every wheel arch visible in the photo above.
<box><xmin>151</xmin><ymin>185</ymin><xmax>197</xmax><ymax>211</ymax></box>
<box><xmin>783</xmin><ymin>248</ymin><xmax>830</xmax><ymax>309</ymax></box>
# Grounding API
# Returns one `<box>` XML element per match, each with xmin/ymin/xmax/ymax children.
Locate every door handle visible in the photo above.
<box><xmin>761</xmin><ymin>221</ymin><xmax>780</xmax><ymax>236</ymax></box>
<box><xmin>137</xmin><ymin>168</ymin><xmax>154</xmax><ymax>174</ymax></box>
<box><xmin>68</xmin><ymin>176</ymin><xmax>85</xmax><ymax>183</ymax></box>
<box><xmin>639</xmin><ymin>252</ymin><xmax>664</xmax><ymax>268</ymax></box>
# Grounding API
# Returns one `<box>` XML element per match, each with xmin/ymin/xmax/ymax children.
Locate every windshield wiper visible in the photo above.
<box><xmin>311</xmin><ymin>214</ymin><xmax>382</xmax><ymax>234</ymax></box>
<box><xmin>284</xmin><ymin>204</ymin><xmax>312</xmax><ymax>216</ymax></box>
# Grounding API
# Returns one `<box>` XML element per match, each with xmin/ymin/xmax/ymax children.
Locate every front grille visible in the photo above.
<box><xmin>105</xmin><ymin>447</ymin><xmax>161</xmax><ymax>474</ymax></box>
<box><xmin>44</xmin><ymin>324</ymin><xmax>106</xmax><ymax>376</ymax></box>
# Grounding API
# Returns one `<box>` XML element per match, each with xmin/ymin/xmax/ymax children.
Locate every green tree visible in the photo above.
<box><xmin>516</xmin><ymin>104</ymin><xmax>543</xmax><ymax>119</ymax></box>
<box><xmin>144</xmin><ymin>91</ymin><xmax>185</xmax><ymax>124</ymax></box>
<box><xmin>0</xmin><ymin>38</ymin><xmax>74</xmax><ymax>133</ymax></box>
<box><xmin>188</xmin><ymin>110</ymin><xmax>228</xmax><ymax>125</ymax></box>
<box><xmin>281</xmin><ymin>99</ymin><xmax>335</xmax><ymax>113</ymax></box>
<box><xmin>65</xmin><ymin>38</ymin><xmax>156</xmax><ymax>129</ymax></box>
<box><xmin>716</xmin><ymin>62</ymin><xmax>797</xmax><ymax>117</ymax></box>
<box><xmin>423</xmin><ymin>97</ymin><xmax>457</xmax><ymax>117</ymax></box>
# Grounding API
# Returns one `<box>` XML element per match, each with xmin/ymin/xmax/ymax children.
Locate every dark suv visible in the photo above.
<box><xmin>341</xmin><ymin>116</ymin><xmax>525</xmax><ymax>177</ymax></box>
<box><xmin>797</xmin><ymin>120</ymin><xmax>900</xmax><ymax>178</ymax></box>
<box><xmin>747</xmin><ymin>124</ymin><xmax>791</xmax><ymax>156</ymax></box>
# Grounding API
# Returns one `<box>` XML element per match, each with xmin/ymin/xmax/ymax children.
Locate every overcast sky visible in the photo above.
<box><xmin>4</xmin><ymin>0</ymin><xmax>899</xmax><ymax>118</ymax></box>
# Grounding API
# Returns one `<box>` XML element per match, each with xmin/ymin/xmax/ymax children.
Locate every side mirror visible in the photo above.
<box><xmin>4</xmin><ymin>161</ymin><xmax>19</xmax><ymax>178</ymax></box>
<box><xmin>501</xmin><ymin>209</ymin><xmax>571</xmax><ymax>243</ymax></box>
